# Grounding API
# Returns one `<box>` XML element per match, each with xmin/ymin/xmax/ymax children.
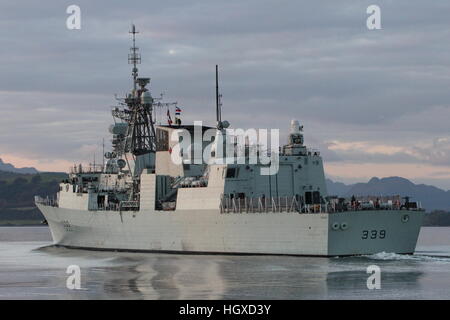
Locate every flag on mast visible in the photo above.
<box><xmin>167</xmin><ymin>109</ymin><xmax>173</xmax><ymax>126</ymax></box>
<box><xmin>175</xmin><ymin>106</ymin><xmax>181</xmax><ymax>115</ymax></box>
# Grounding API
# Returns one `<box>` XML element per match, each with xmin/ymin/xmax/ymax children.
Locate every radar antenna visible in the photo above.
<box><xmin>128</xmin><ymin>24</ymin><xmax>141</xmax><ymax>92</ymax></box>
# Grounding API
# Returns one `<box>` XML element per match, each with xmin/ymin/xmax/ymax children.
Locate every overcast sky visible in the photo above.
<box><xmin>0</xmin><ymin>1</ymin><xmax>449</xmax><ymax>189</ymax></box>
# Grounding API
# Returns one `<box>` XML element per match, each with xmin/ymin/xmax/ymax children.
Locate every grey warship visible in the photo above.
<box><xmin>35</xmin><ymin>26</ymin><xmax>424</xmax><ymax>256</ymax></box>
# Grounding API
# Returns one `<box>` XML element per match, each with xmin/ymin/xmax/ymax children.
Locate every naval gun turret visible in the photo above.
<box><xmin>282</xmin><ymin>119</ymin><xmax>307</xmax><ymax>156</ymax></box>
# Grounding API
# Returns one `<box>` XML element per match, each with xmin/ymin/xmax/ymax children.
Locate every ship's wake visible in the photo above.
<box><xmin>362</xmin><ymin>251</ymin><xmax>450</xmax><ymax>263</ymax></box>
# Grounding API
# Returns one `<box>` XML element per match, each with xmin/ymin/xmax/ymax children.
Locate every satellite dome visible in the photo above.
<box><xmin>109</xmin><ymin>123</ymin><xmax>128</xmax><ymax>135</ymax></box>
<box><xmin>221</xmin><ymin>120</ymin><xmax>230</xmax><ymax>128</ymax></box>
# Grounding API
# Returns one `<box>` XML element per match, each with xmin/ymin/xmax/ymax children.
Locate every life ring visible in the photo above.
<box><xmin>331</xmin><ymin>222</ymin><xmax>340</xmax><ymax>230</ymax></box>
<box><xmin>402</xmin><ymin>214</ymin><xmax>409</xmax><ymax>223</ymax></box>
<box><xmin>340</xmin><ymin>222</ymin><xmax>349</xmax><ymax>230</ymax></box>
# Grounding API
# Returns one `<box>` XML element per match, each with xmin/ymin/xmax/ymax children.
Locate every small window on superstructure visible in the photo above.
<box><xmin>305</xmin><ymin>191</ymin><xmax>312</xmax><ymax>205</ymax></box>
<box><xmin>156</xmin><ymin>128</ymin><xmax>169</xmax><ymax>151</ymax></box>
<box><xmin>312</xmin><ymin>191</ymin><xmax>321</xmax><ymax>204</ymax></box>
<box><xmin>226</xmin><ymin>167</ymin><xmax>237</xmax><ymax>178</ymax></box>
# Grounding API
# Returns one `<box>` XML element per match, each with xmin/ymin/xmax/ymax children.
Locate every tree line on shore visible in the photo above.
<box><xmin>0</xmin><ymin>170</ymin><xmax>449</xmax><ymax>226</ymax></box>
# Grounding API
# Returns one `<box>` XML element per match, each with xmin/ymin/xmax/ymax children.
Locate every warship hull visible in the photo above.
<box><xmin>37</xmin><ymin>204</ymin><xmax>423</xmax><ymax>256</ymax></box>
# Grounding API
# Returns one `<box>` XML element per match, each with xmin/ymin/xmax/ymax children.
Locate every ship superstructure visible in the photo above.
<box><xmin>35</xmin><ymin>26</ymin><xmax>423</xmax><ymax>256</ymax></box>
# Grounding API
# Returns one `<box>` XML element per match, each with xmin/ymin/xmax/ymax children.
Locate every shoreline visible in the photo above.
<box><xmin>0</xmin><ymin>220</ymin><xmax>46</xmax><ymax>227</ymax></box>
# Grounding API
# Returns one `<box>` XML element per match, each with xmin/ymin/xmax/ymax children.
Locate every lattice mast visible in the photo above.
<box><xmin>125</xmin><ymin>24</ymin><xmax>156</xmax><ymax>157</ymax></box>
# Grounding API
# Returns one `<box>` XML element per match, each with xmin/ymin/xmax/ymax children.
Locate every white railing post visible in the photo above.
<box><xmin>258</xmin><ymin>197</ymin><xmax>263</xmax><ymax>213</ymax></box>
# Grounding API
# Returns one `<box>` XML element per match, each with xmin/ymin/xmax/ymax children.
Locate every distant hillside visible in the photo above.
<box><xmin>0</xmin><ymin>158</ymin><xmax>38</xmax><ymax>174</ymax></box>
<box><xmin>326</xmin><ymin>176</ymin><xmax>450</xmax><ymax>212</ymax></box>
<box><xmin>422</xmin><ymin>210</ymin><xmax>450</xmax><ymax>226</ymax></box>
<box><xmin>1</xmin><ymin>169</ymin><xmax>449</xmax><ymax>225</ymax></box>
<box><xmin>0</xmin><ymin>170</ymin><xmax>67</xmax><ymax>224</ymax></box>
<box><xmin>0</xmin><ymin>170</ymin><xmax>66</xmax><ymax>184</ymax></box>
<box><xmin>325</xmin><ymin>179</ymin><xmax>353</xmax><ymax>196</ymax></box>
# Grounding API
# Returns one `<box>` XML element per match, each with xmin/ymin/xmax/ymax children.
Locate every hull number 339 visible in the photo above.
<box><xmin>362</xmin><ymin>230</ymin><xmax>386</xmax><ymax>240</ymax></box>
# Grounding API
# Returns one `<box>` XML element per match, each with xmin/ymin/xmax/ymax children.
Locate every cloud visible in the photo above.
<box><xmin>415</xmin><ymin>137</ymin><xmax>450</xmax><ymax>166</ymax></box>
<box><xmin>322</xmin><ymin>136</ymin><xmax>450</xmax><ymax>166</ymax></box>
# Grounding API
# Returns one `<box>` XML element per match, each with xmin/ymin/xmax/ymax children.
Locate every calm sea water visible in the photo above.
<box><xmin>0</xmin><ymin>226</ymin><xmax>449</xmax><ymax>299</ymax></box>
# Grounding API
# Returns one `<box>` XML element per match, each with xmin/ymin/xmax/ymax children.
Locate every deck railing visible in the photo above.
<box><xmin>219</xmin><ymin>195</ymin><xmax>421</xmax><ymax>214</ymax></box>
<box><xmin>119</xmin><ymin>201</ymin><xmax>140</xmax><ymax>210</ymax></box>
<box><xmin>34</xmin><ymin>196</ymin><xmax>58</xmax><ymax>207</ymax></box>
<box><xmin>220</xmin><ymin>196</ymin><xmax>328</xmax><ymax>214</ymax></box>
<box><xmin>70</xmin><ymin>164</ymin><xmax>104</xmax><ymax>174</ymax></box>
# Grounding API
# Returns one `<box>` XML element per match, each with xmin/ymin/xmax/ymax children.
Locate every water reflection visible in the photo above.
<box><xmin>325</xmin><ymin>258</ymin><xmax>425</xmax><ymax>299</ymax></box>
<box><xmin>1</xmin><ymin>226</ymin><xmax>450</xmax><ymax>299</ymax></box>
<box><xmin>38</xmin><ymin>247</ymin><xmax>228</xmax><ymax>299</ymax></box>
<box><xmin>38</xmin><ymin>247</ymin><xmax>336</xmax><ymax>299</ymax></box>
<box><xmin>34</xmin><ymin>247</ymin><xmax>340</xmax><ymax>299</ymax></box>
